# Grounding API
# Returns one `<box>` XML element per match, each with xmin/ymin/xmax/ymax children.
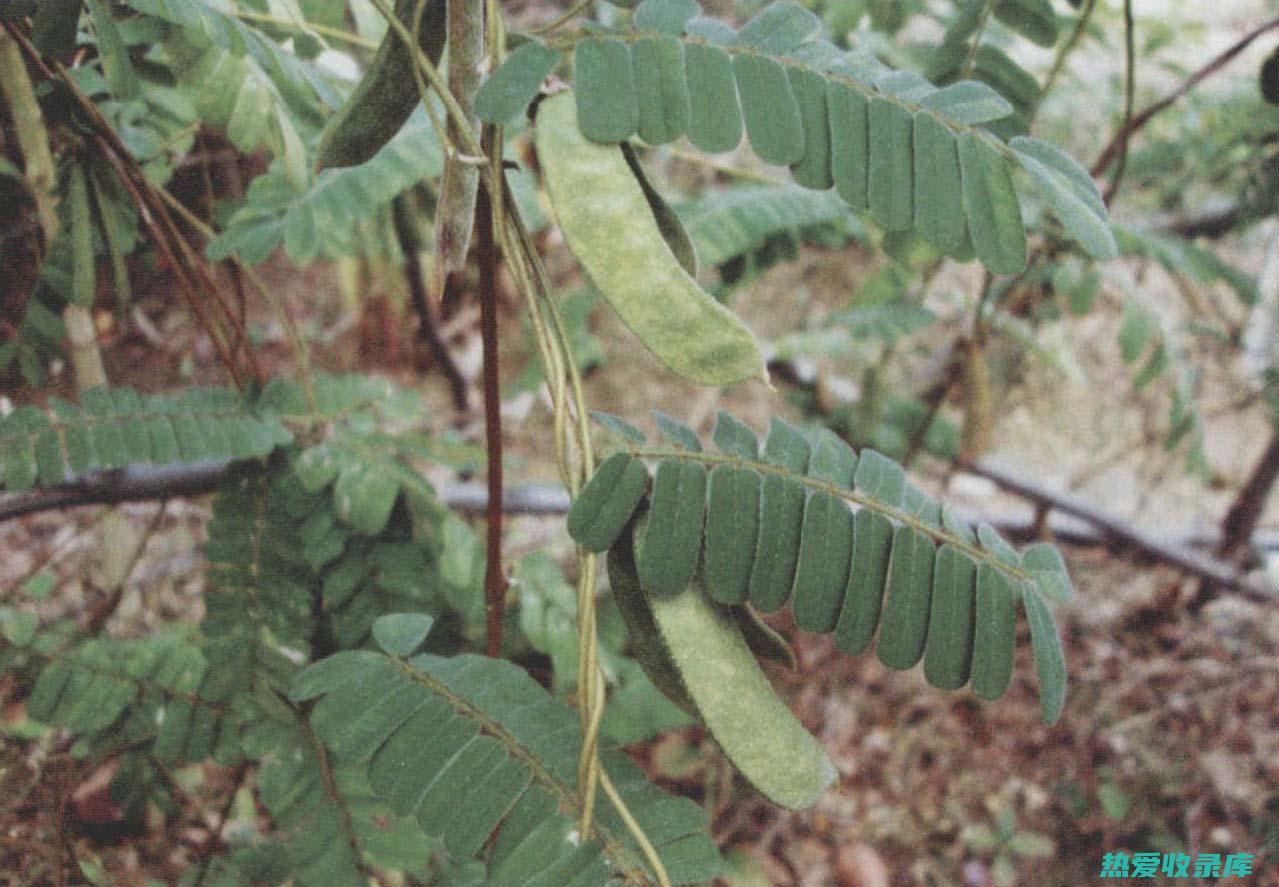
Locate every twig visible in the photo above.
<box><xmin>2</xmin><ymin>457</ymin><xmax>1275</xmax><ymax>596</ymax></box>
<box><xmin>1102</xmin><ymin>0</ymin><xmax>1137</xmax><ymax>204</ymax></box>
<box><xmin>477</xmin><ymin>178</ymin><xmax>507</xmax><ymax>658</ymax></box>
<box><xmin>1036</xmin><ymin>0</ymin><xmax>1098</xmax><ymax>111</ymax></box>
<box><xmin>1091</xmin><ymin>15</ymin><xmax>1279</xmax><ymax>178</ymax></box>
<box><xmin>391</xmin><ymin>195</ymin><xmax>471</xmax><ymax>413</ymax></box>
<box><xmin>959</xmin><ymin>457</ymin><xmax>1275</xmax><ymax>602</ymax></box>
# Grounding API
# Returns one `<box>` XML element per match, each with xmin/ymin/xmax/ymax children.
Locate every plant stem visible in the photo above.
<box><xmin>1091</xmin><ymin>15</ymin><xmax>1279</xmax><ymax>178</ymax></box>
<box><xmin>1216</xmin><ymin>428</ymin><xmax>1279</xmax><ymax>561</ymax></box>
<box><xmin>1103</xmin><ymin>0</ymin><xmax>1136</xmax><ymax>204</ymax></box>
<box><xmin>477</xmin><ymin>179</ymin><xmax>507</xmax><ymax>658</ymax></box>
<box><xmin>1035</xmin><ymin>0</ymin><xmax>1097</xmax><ymax>114</ymax></box>
<box><xmin>391</xmin><ymin>195</ymin><xmax>471</xmax><ymax>412</ymax></box>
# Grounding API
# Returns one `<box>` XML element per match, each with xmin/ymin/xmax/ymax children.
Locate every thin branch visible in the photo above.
<box><xmin>477</xmin><ymin>177</ymin><xmax>508</xmax><ymax>658</ymax></box>
<box><xmin>1035</xmin><ymin>0</ymin><xmax>1098</xmax><ymax>112</ymax></box>
<box><xmin>1</xmin><ymin>457</ymin><xmax>1274</xmax><ymax>598</ymax></box>
<box><xmin>1102</xmin><ymin>0</ymin><xmax>1137</xmax><ymax>204</ymax></box>
<box><xmin>391</xmin><ymin>195</ymin><xmax>471</xmax><ymax>413</ymax></box>
<box><xmin>959</xmin><ymin>457</ymin><xmax>1275</xmax><ymax>602</ymax></box>
<box><xmin>1091</xmin><ymin>15</ymin><xmax>1279</xmax><ymax>178</ymax></box>
<box><xmin>1216</xmin><ymin>429</ymin><xmax>1279</xmax><ymax>561</ymax></box>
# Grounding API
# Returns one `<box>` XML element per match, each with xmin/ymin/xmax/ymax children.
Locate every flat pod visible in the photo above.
<box><xmin>834</xmin><ymin>509</ymin><xmax>893</xmax><ymax>655</ymax></box>
<box><xmin>922</xmin><ymin>544</ymin><xmax>977</xmax><ymax>690</ymax></box>
<box><xmin>566</xmin><ymin>452</ymin><xmax>649</xmax><ymax>552</ymax></box>
<box><xmin>626</xmin><ymin>547</ymin><xmax>835</xmax><ymax>809</ymax></box>
<box><xmin>535</xmin><ymin>92</ymin><xmax>768</xmax><ymax>385</ymax></box>
<box><xmin>733</xmin><ymin>54</ymin><xmax>805</xmax><ymax>166</ymax></box>
<box><xmin>638</xmin><ymin>458</ymin><xmax>708</xmax><ymax>596</ymax></box>
<box><xmin>875</xmin><ymin>525</ymin><xmax>937</xmax><ymax>670</ymax></box>
<box><xmin>683</xmin><ymin>43</ymin><xmax>742</xmax><ymax>154</ymax></box>
<box><xmin>607</xmin><ymin>532</ymin><xmax>696</xmax><ymax>714</ymax></box>
<box><xmin>315</xmin><ymin>0</ymin><xmax>447</xmax><ymax>169</ymax></box>
<box><xmin>791</xmin><ymin>492</ymin><xmax>855</xmax><ymax>633</ymax></box>
<box><xmin>704</xmin><ymin>464</ymin><xmax>762</xmax><ymax>604</ymax></box>
<box><xmin>867</xmin><ymin>97</ymin><xmax>914</xmax><ymax>231</ymax></box>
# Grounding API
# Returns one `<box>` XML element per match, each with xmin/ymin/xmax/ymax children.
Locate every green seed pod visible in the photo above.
<box><xmin>608</xmin><ymin>529</ymin><xmax>835</xmax><ymax>810</ymax></box>
<box><xmin>315</xmin><ymin>0</ymin><xmax>447</xmax><ymax>170</ymax></box>
<box><xmin>535</xmin><ymin>91</ymin><xmax>768</xmax><ymax>386</ymax></box>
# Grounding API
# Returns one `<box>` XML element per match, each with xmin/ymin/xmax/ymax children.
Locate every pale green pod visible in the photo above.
<box><xmin>535</xmin><ymin>92</ymin><xmax>768</xmax><ymax>386</ymax></box>
<box><xmin>609</xmin><ymin>531</ymin><xmax>835</xmax><ymax>810</ymax></box>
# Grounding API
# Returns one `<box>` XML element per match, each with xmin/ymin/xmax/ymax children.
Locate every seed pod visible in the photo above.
<box><xmin>959</xmin><ymin>337</ymin><xmax>993</xmax><ymax>461</ymax></box>
<box><xmin>315</xmin><ymin>0</ymin><xmax>447</xmax><ymax>170</ymax></box>
<box><xmin>534</xmin><ymin>91</ymin><xmax>767</xmax><ymax>386</ymax></box>
<box><xmin>608</xmin><ymin>529</ymin><xmax>835</xmax><ymax>810</ymax></box>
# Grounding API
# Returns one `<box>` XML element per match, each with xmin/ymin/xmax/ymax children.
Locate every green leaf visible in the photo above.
<box><xmin>734</xmin><ymin>1</ymin><xmax>823</xmax><ymax>54</ymax></box>
<box><xmin>1010</xmin><ymin>137</ymin><xmax>1117</xmax><ymax>260</ymax></box>
<box><xmin>85</xmin><ymin>0</ymin><xmax>140</xmax><ymax>98</ymax></box>
<box><xmin>703</xmin><ymin>466</ymin><xmax>762</xmax><ymax>604</ymax></box>
<box><xmin>970</xmin><ymin>562</ymin><xmax>1016</xmax><ymax>701</ymax></box>
<box><xmin>913</xmin><ymin>113</ymin><xmax>966</xmax><ymax>251</ymax></box>
<box><xmin>632</xmin><ymin>36</ymin><xmax>690</xmax><ymax>145</ymax></box>
<box><xmin>638</xmin><ymin>459</ymin><xmax>708</xmax><ymax>595</ymax></box>
<box><xmin>959</xmin><ymin>131</ymin><xmax>1027</xmax><ymax>275</ymax></box>
<box><xmin>372</xmin><ymin>613</ymin><xmax>435</xmax><ymax>657</ymax></box>
<box><xmin>867</xmin><ymin>97</ymin><xmax>914</xmax><ymax>231</ymax></box>
<box><xmin>566</xmin><ymin>453</ymin><xmax>650</xmax><ymax>552</ymax></box>
<box><xmin>1022</xmin><ymin>591</ymin><xmax>1067</xmax><ymax>724</ymax></box>
<box><xmin>923</xmin><ymin>546</ymin><xmax>978</xmax><ymax>690</ymax></box>
<box><xmin>791</xmin><ymin>491</ymin><xmax>855</xmax><ymax>632</ymax></box>
<box><xmin>476</xmin><ymin>40</ymin><xmax>558</xmax><ymax>123</ymax></box>
<box><xmin>711</xmin><ymin>410</ymin><xmax>760</xmax><ymax>460</ymax></box>
<box><xmin>1118</xmin><ymin>299</ymin><xmax>1158</xmax><ymax>363</ymax></box>
<box><xmin>634</xmin><ymin>0</ymin><xmax>699</xmax><ymax>35</ymax></box>
<box><xmin>653</xmin><ymin>411</ymin><xmax>702</xmax><ymax>451</ymax></box>
<box><xmin>683</xmin><ymin>44</ymin><xmax>742</xmax><ymax>153</ymax></box>
<box><xmin>833</xmin><ymin>511</ymin><xmax>891</xmax><ymax>653</ymax></box>
<box><xmin>574</xmin><ymin>38</ymin><xmax>637</xmax><ymax>142</ymax></box>
<box><xmin>573</xmin><ymin>410</ymin><xmax>1072</xmax><ymax>723</ymax></box>
<box><xmin>876</xmin><ymin>526</ymin><xmax>937</xmax><ymax>670</ymax></box>
<box><xmin>733</xmin><ymin>54</ymin><xmax>805</xmax><ymax>166</ymax></box>
<box><xmin>677</xmin><ymin>184</ymin><xmax>854</xmax><ymax>268</ymax></box>
<box><xmin>787</xmin><ymin>67</ymin><xmax>833</xmax><ymax>190</ymax></box>
<box><xmin>828</xmin><ymin>82</ymin><xmax>870</xmax><ymax>210</ymax></box>
<box><xmin>918</xmin><ymin>81</ymin><xmax>1013</xmax><ymax>125</ymax></box>
<box><xmin>590</xmin><ymin>410</ymin><xmax>648</xmax><ymax>445</ymax></box>
<box><xmin>994</xmin><ymin>0</ymin><xmax>1058</xmax><ymax>48</ymax></box>
<box><xmin>853</xmin><ymin>447</ymin><xmax>905</xmax><ymax>505</ymax></box>
<box><xmin>806</xmin><ymin>428</ymin><xmax>857</xmax><ymax>485</ymax></box>
<box><xmin>1021</xmin><ymin>543</ymin><xmax>1073</xmax><ymax>602</ymax></box>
